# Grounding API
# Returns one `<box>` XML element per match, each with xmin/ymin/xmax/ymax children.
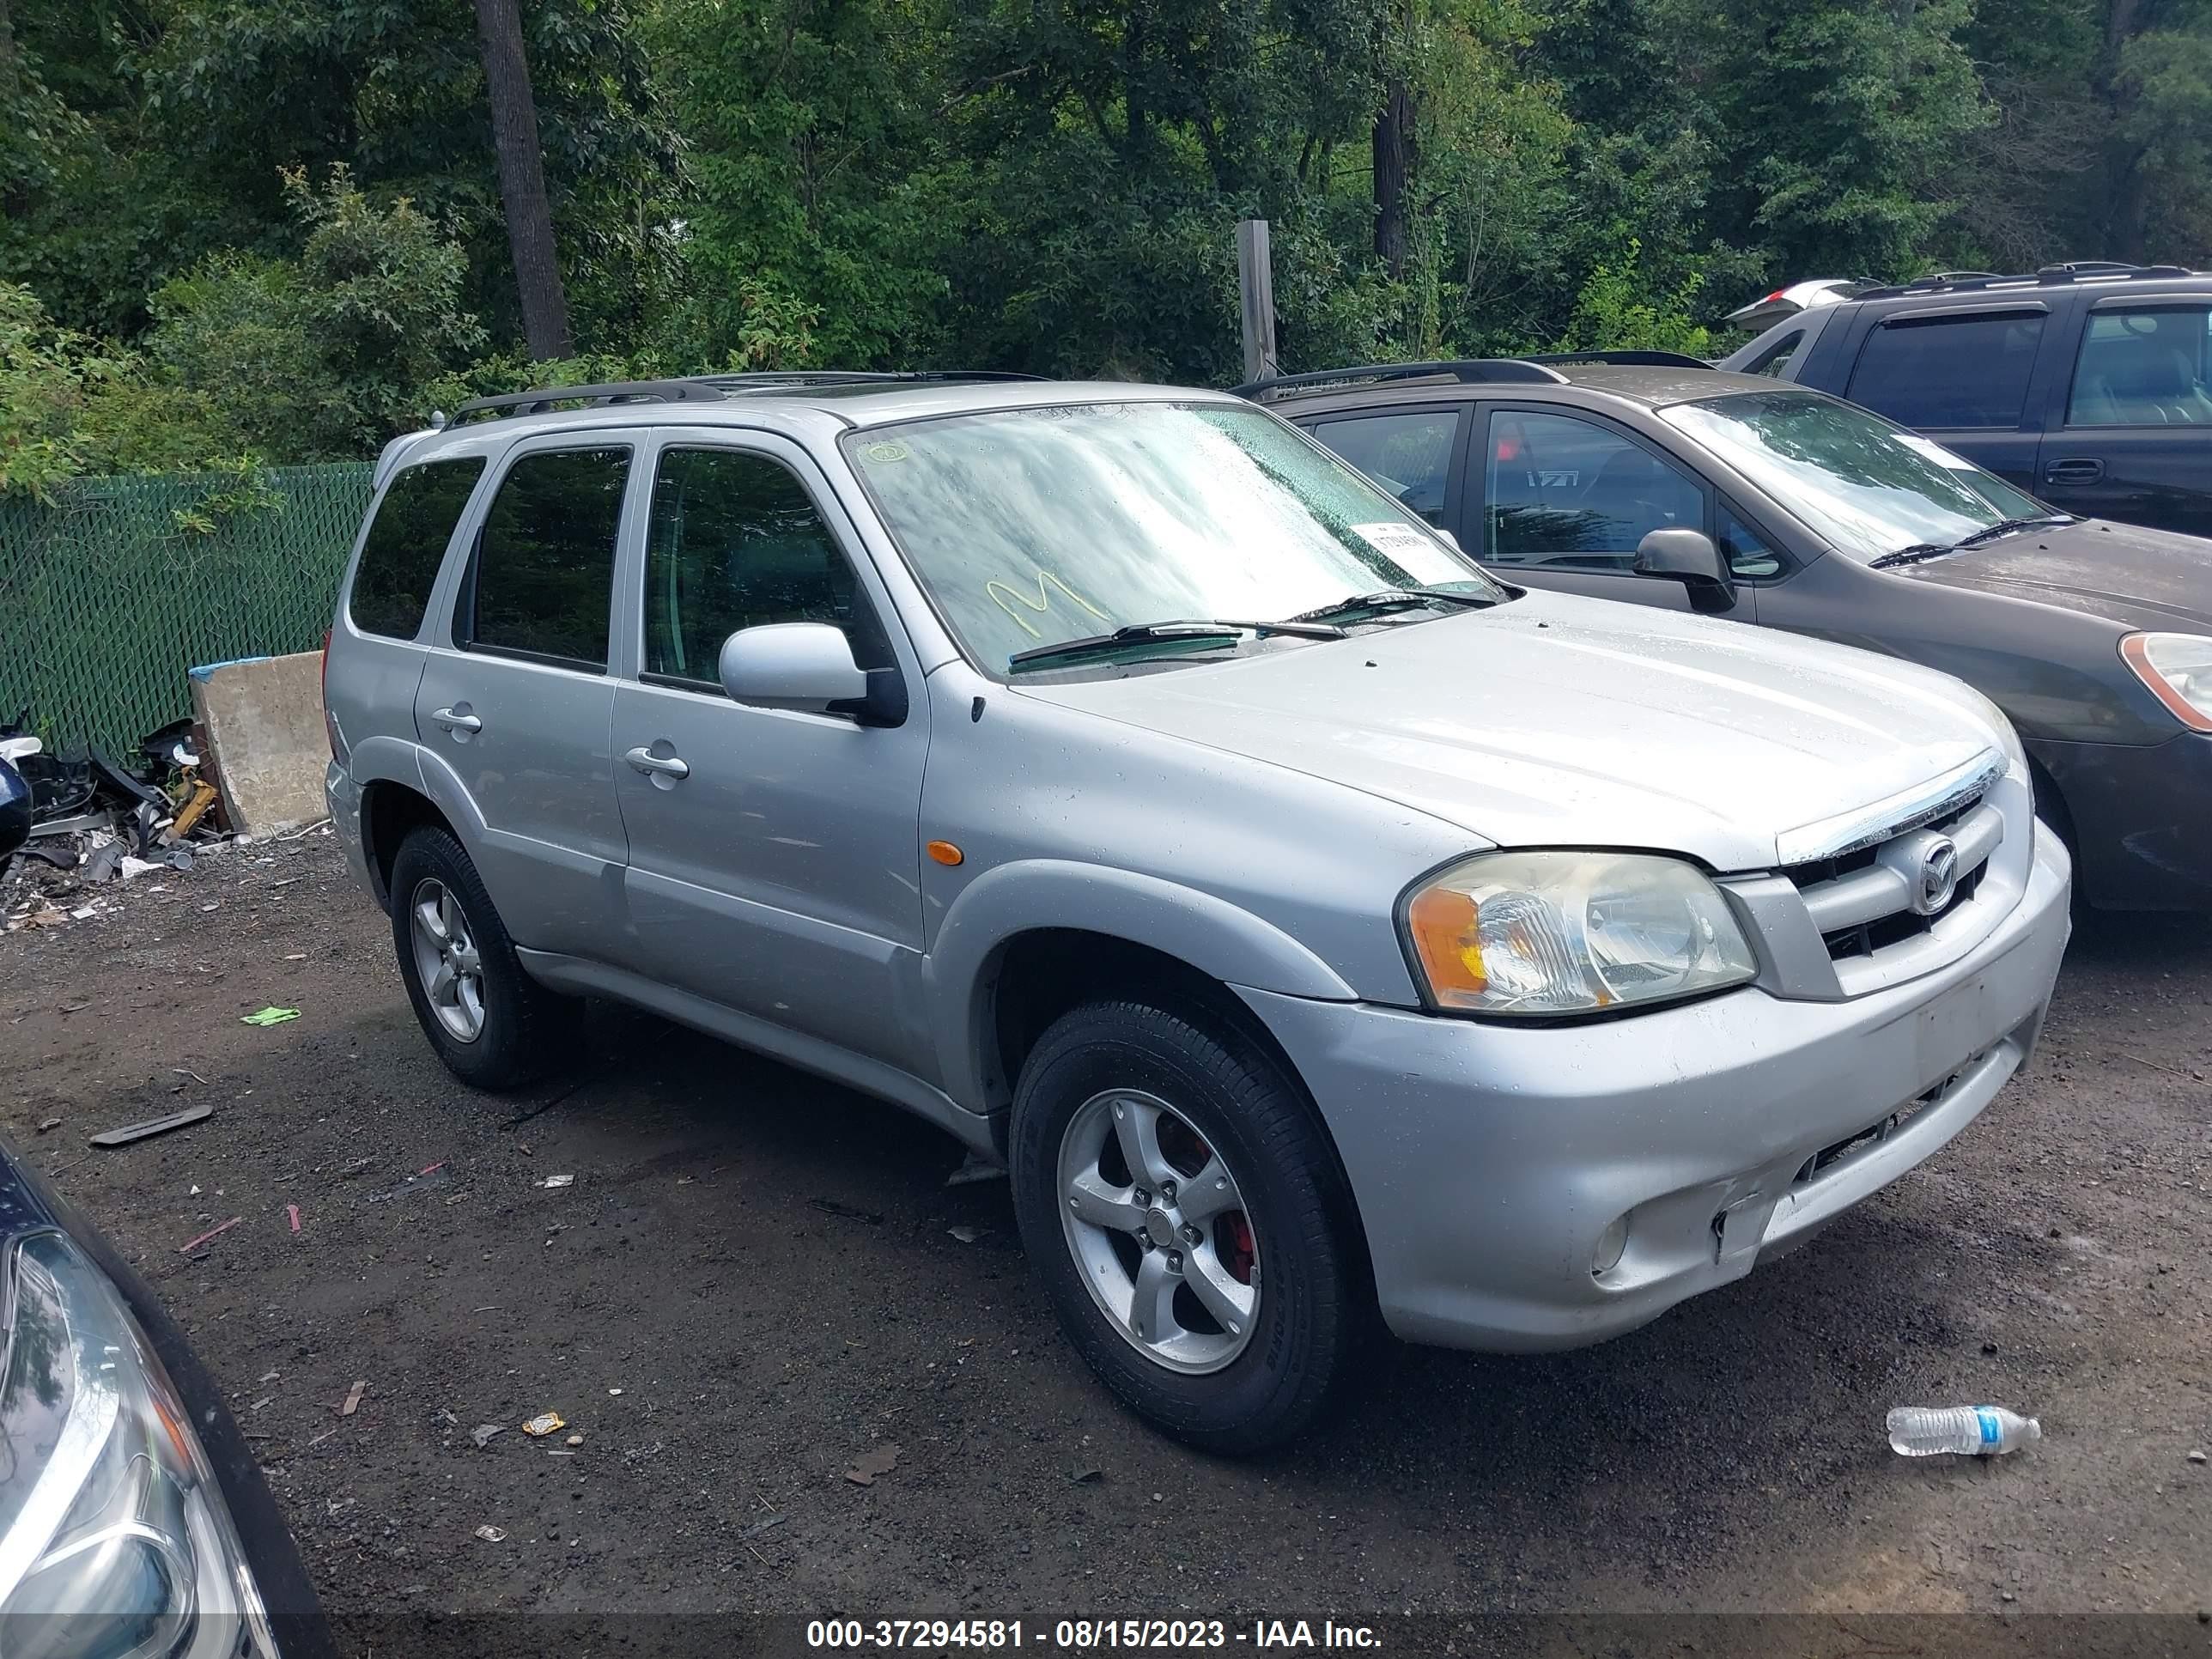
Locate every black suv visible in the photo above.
<box><xmin>1254</xmin><ymin>354</ymin><xmax>2212</xmax><ymax>911</ymax></box>
<box><xmin>1718</xmin><ymin>263</ymin><xmax>2212</xmax><ymax>538</ymax></box>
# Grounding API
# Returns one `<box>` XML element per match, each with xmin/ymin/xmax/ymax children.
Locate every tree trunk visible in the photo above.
<box><xmin>1373</xmin><ymin>75</ymin><xmax>1414</xmax><ymax>276</ymax></box>
<box><xmin>473</xmin><ymin>0</ymin><xmax>573</xmax><ymax>360</ymax></box>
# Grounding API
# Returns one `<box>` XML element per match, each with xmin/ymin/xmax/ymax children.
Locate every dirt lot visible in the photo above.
<box><xmin>2</xmin><ymin>832</ymin><xmax>2209</xmax><ymax>1649</ymax></box>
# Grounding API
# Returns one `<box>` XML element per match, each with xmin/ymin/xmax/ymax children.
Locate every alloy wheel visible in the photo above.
<box><xmin>409</xmin><ymin>877</ymin><xmax>485</xmax><ymax>1043</ymax></box>
<box><xmin>1056</xmin><ymin>1089</ymin><xmax>1261</xmax><ymax>1374</ymax></box>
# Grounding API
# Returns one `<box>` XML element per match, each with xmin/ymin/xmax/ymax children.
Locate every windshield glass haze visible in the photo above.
<box><xmin>844</xmin><ymin>401</ymin><xmax>1502</xmax><ymax>672</ymax></box>
<box><xmin>1662</xmin><ymin>389</ymin><xmax>2054</xmax><ymax>563</ymax></box>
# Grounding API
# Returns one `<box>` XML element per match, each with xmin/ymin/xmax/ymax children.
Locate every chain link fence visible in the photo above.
<box><xmin>0</xmin><ymin>464</ymin><xmax>373</xmax><ymax>756</ymax></box>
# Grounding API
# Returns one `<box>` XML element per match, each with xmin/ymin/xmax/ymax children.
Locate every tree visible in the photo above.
<box><xmin>473</xmin><ymin>0</ymin><xmax>572</xmax><ymax>359</ymax></box>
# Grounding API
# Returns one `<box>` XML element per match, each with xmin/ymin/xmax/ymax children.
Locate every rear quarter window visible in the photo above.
<box><xmin>348</xmin><ymin>458</ymin><xmax>487</xmax><ymax>641</ymax></box>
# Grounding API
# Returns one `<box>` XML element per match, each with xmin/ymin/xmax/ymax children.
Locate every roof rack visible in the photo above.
<box><xmin>442</xmin><ymin>368</ymin><xmax>1049</xmax><ymax>427</ymax></box>
<box><xmin>445</xmin><ymin>379</ymin><xmax>727</xmax><ymax>426</ymax></box>
<box><xmin>1525</xmin><ymin>349</ymin><xmax>1713</xmax><ymax>370</ymax></box>
<box><xmin>1234</xmin><ymin>359</ymin><xmax>1568</xmax><ymax>402</ymax></box>
<box><xmin>1856</xmin><ymin>262</ymin><xmax>2199</xmax><ymax>301</ymax></box>
<box><xmin>690</xmin><ymin>369</ymin><xmax>1048</xmax><ymax>391</ymax></box>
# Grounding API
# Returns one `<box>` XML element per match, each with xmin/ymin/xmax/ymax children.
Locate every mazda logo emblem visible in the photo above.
<box><xmin>1913</xmin><ymin>836</ymin><xmax>1960</xmax><ymax>916</ymax></box>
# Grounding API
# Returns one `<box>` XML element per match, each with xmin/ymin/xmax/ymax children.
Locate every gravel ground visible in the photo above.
<box><xmin>2</xmin><ymin>833</ymin><xmax>2208</xmax><ymax>1650</ymax></box>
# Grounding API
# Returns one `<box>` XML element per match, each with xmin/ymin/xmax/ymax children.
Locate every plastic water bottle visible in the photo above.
<box><xmin>1887</xmin><ymin>1405</ymin><xmax>2041</xmax><ymax>1456</ymax></box>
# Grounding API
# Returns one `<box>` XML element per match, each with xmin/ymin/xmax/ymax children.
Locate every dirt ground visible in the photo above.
<box><xmin>2</xmin><ymin>832</ymin><xmax>2209</xmax><ymax>1650</ymax></box>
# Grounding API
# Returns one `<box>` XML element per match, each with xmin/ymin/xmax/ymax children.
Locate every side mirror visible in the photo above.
<box><xmin>1634</xmin><ymin>527</ymin><xmax>1736</xmax><ymax>612</ymax></box>
<box><xmin>719</xmin><ymin>623</ymin><xmax>908</xmax><ymax>726</ymax></box>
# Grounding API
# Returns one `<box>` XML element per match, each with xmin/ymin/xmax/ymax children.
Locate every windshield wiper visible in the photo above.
<box><xmin>1285</xmin><ymin>587</ymin><xmax>1499</xmax><ymax>625</ymax></box>
<box><xmin>1870</xmin><ymin>515</ymin><xmax>2075</xmax><ymax>568</ymax></box>
<box><xmin>1948</xmin><ymin>514</ymin><xmax>2074</xmax><ymax>550</ymax></box>
<box><xmin>1006</xmin><ymin>617</ymin><xmax>1346</xmax><ymax>673</ymax></box>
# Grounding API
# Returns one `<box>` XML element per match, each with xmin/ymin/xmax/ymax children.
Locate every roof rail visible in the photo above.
<box><xmin>1234</xmin><ymin>359</ymin><xmax>1568</xmax><ymax>402</ymax></box>
<box><xmin>446</xmin><ymin>379</ymin><xmax>727</xmax><ymax>426</ymax></box>
<box><xmin>690</xmin><ymin>369</ymin><xmax>1048</xmax><ymax>390</ymax></box>
<box><xmin>1525</xmin><ymin>349</ymin><xmax>1714</xmax><ymax>370</ymax></box>
<box><xmin>1857</xmin><ymin>262</ymin><xmax>2199</xmax><ymax>301</ymax></box>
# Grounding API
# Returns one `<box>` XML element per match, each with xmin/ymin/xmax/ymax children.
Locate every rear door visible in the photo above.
<box><xmin>607</xmin><ymin>431</ymin><xmax>932</xmax><ymax>1073</ymax></box>
<box><xmin>411</xmin><ymin>435</ymin><xmax>637</xmax><ymax>959</ymax></box>
<box><xmin>1837</xmin><ymin>303</ymin><xmax>2057</xmax><ymax>492</ymax></box>
<box><xmin>2037</xmin><ymin>296</ymin><xmax>2212</xmax><ymax>536</ymax></box>
<box><xmin>1461</xmin><ymin>404</ymin><xmax>1781</xmax><ymax>617</ymax></box>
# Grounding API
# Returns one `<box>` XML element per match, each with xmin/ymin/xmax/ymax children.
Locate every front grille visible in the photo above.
<box><xmin>1783</xmin><ymin>791</ymin><xmax>2002</xmax><ymax>966</ymax></box>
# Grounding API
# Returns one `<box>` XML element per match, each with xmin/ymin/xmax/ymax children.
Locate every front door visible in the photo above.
<box><xmin>2037</xmin><ymin>299</ymin><xmax>2212</xmax><ymax>538</ymax></box>
<box><xmin>1468</xmin><ymin>406</ymin><xmax>1768</xmax><ymax>617</ymax></box>
<box><xmin>411</xmin><ymin>439</ymin><xmax>635</xmax><ymax>959</ymax></box>
<box><xmin>609</xmin><ymin>435</ymin><xmax>931</xmax><ymax>1073</ymax></box>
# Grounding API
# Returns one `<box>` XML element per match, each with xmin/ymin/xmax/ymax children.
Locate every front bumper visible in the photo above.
<box><xmin>2033</xmin><ymin>731</ymin><xmax>2212</xmax><ymax>910</ymax></box>
<box><xmin>1240</xmin><ymin>821</ymin><xmax>2072</xmax><ymax>1352</ymax></box>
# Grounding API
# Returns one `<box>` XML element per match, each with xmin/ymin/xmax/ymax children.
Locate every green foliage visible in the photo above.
<box><xmin>4</xmin><ymin>0</ymin><xmax>2209</xmax><ymax>483</ymax></box>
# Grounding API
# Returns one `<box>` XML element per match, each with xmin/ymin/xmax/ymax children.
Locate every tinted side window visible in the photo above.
<box><xmin>460</xmin><ymin>447</ymin><xmax>630</xmax><ymax>669</ymax></box>
<box><xmin>348</xmin><ymin>459</ymin><xmax>485</xmax><ymax>640</ymax></box>
<box><xmin>2067</xmin><ymin>307</ymin><xmax>2212</xmax><ymax>427</ymax></box>
<box><xmin>1846</xmin><ymin>313</ymin><xmax>2045</xmax><ymax>428</ymax></box>
<box><xmin>1483</xmin><ymin>411</ymin><xmax>1703</xmax><ymax>568</ymax></box>
<box><xmin>1743</xmin><ymin>328</ymin><xmax>1806</xmax><ymax>380</ymax></box>
<box><xmin>1306</xmin><ymin>410</ymin><xmax>1462</xmax><ymax>526</ymax></box>
<box><xmin>643</xmin><ymin>447</ymin><xmax>893</xmax><ymax>685</ymax></box>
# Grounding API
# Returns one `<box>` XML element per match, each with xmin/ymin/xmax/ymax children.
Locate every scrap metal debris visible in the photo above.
<box><xmin>473</xmin><ymin>1526</ymin><xmax>507</xmax><ymax>1544</ymax></box>
<box><xmin>522</xmin><ymin>1412</ymin><xmax>567</xmax><ymax>1437</ymax></box>
<box><xmin>176</xmin><ymin>1215</ymin><xmax>242</xmax><ymax>1254</ymax></box>
<box><xmin>471</xmin><ymin>1424</ymin><xmax>507</xmax><ymax>1449</ymax></box>
<box><xmin>92</xmin><ymin>1103</ymin><xmax>214</xmax><ymax>1148</ymax></box>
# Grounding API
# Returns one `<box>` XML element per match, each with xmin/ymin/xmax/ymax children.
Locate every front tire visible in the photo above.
<box><xmin>1010</xmin><ymin>1000</ymin><xmax>1371</xmax><ymax>1453</ymax></box>
<box><xmin>388</xmin><ymin>827</ymin><xmax>579</xmax><ymax>1090</ymax></box>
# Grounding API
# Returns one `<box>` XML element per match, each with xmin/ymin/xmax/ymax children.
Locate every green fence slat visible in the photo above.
<box><xmin>0</xmin><ymin>463</ymin><xmax>374</xmax><ymax>756</ymax></box>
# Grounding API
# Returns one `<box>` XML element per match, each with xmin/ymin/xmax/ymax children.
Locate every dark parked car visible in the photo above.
<box><xmin>1259</xmin><ymin>355</ymin><xmax>2212</xmax><ymax>910</ymax></box>
<box><xmin>0</xmin><ymin>1141</ymin><xmax>332</xmax><ymax>1656</ymax></box>
<box><xmin>1718</xmin><ymin>262</ymin><xmax>2212</xmax><ymax>539</ymax></box>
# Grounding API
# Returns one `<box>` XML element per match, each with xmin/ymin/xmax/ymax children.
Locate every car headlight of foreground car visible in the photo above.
<box><xmin>0</xmin><ymin>1231</ymin><xmax>276</xmax><ymax>1659</ymax></box>
<box><xmin>1403</xmin><ymin>850</ymin><xmax>1759</xmax><ymax>1017</ymax></box>
<box><xmin>2122</xmin><ymin>633</ymin><xmax>2212</xmax><ymax>733</ymax></box>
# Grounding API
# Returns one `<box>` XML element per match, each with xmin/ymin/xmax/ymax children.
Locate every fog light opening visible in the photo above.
<box><xmin>1591</xmin><ymin>1213</ymin><xmax>1629</xmax><ymax>1277</ymax></box>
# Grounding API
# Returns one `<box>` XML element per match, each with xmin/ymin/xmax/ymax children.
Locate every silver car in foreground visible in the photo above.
<box><xmin>323</xmin><ymin>374</ymin><xmax>2072</xmax><ymax>1449</ymax></box>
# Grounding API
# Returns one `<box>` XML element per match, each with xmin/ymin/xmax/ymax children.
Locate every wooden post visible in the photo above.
<box><xmin>1237</xmin><ymin>219</ymin><xmax>1279</xmax><ymax>384</ymax></box>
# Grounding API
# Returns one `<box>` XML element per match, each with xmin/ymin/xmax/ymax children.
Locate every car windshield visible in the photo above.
<box><xmin>1659</xmin><ymin>389</ymin><xmax>2057</xmax><ymax>563</ymax></box>
<box><xmin>842</xmin><ymin>401</ymin><xmax>1504</xmax><ymax>673</ymax></box>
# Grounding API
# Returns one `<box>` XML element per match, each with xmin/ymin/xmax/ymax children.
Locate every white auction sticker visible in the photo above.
<box><xmin>1351</xmin><ymin>521</ymin><xmax>1468</xmax><ymax>583</ymax></box>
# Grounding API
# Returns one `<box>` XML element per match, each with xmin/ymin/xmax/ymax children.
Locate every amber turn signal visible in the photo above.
<box><xmin>926</xmin><ymin>839</ymin><xmax>965</xmax><ymax>866</ymax></box>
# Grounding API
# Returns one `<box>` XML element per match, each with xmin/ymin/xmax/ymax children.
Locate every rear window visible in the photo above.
<box><xmin>1846</xmin><ymin>312</ymin><xmax>2045</xmax><ymax>428</ymax></box>
<box><xmin>348</xmin><ymin>459</ymin><xmax>485</xmax><ymax>640</ymax></box>
<box><xmin>457</xmin><ymin>447</ymin><xmax>631</xmax><ymax>670</ymax></box>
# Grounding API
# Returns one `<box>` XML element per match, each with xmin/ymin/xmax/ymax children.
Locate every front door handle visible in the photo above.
<box><xmin>2045</xmin><ymin>457</ymin><xmax>2105</xmax><ymax>484</ymax></box>
<box><xmin>623</xmin><ymin>745</ymin><xmax>690</xmax><ymax>781</ymax></box>
<box><xmin>430</xmin><ymin>708</ymin><xmax>482</xmax><ymax>734</ymax></box>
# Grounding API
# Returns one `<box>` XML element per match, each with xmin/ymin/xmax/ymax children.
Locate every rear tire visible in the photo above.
<box><xmin>388</xmin><ymin>827</ymin><xmax>580</xmax><ymax>1090</ymax></box>
<box><xmin>1010</xmin><ymin>999</ymin><xmax>1372</xmax><ymax>1453</ymax></box>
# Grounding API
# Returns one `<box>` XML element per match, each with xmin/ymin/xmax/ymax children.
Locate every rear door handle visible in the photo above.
<box><xmin>623</xmin><ymin>745</ymin><xmax>690</xmax><ymax>780</ymax></box>
<box><xmin>430</xmin><ymin>708</ymin><xmax>482</xmax><ymax>733</ymax></box>
<box><xmin>2045</xmin><ymin>458</ymin><xmax>2104</xmax><ymax>484</ymax></box>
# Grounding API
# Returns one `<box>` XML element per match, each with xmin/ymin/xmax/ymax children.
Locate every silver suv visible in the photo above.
<box><xmin>323</xmin><ymin>374</ymin><xmax>2073</xmax><ymax>1449</ymax></box>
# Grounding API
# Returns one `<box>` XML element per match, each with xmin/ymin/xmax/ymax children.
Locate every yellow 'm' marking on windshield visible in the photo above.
<box><xmin>987</xmin><ymin>571</ymin><xmax>1112</xmax><ymax>639</ymax></box>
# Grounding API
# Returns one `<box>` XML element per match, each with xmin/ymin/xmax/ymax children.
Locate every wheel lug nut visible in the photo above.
<box><xmin>1166</xmin><ymin>1250</ymin><xmax>1182</xmax><ymax>1272</ymax></box>
<box><xmin>1160</xmin><ymin>1181</ymin><xmax>1176</xmax><ymax>1201</ymax></box>
<box><xmin>1133</xmin><ymin>1189</ymin><xmax>1150</xmax><ymax>1206</ymax></box>
<box><xmin>1182</xmin><ymin>1224</ymin><xmax>1200</xmax><ymax>1246</ymax></box>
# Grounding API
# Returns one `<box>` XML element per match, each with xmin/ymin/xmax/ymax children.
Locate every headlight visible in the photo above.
<box><xmin>0</xmin><ymin>1231</ymin><xmax>276</xmax><ymax>1659</ymax></box>
<box><xmin>2122</xmin><ymin>633</ymin><xmax>2212</xmax><ymax>732</ymax></box>
<box><xmin>1402</xmin><ymin>850</ymin><xmax>1759</xmax><ymax>1017</ymax></box>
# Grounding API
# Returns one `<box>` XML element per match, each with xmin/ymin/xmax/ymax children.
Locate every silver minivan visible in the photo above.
<box><xmin>324</xmin><ymin>374</ymin><xmax>2072</xmax><ymax>1449</ymax></box>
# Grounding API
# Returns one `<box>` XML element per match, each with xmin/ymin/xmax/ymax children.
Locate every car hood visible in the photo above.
<box><xmin>1893</xmin><ymin>517</ymin><xmax>2212</xmax><ymax>630</ymax></box>
<box><xmin>1016</xmin><ymin>590</ymin><xmax>2008</xmax><ymax>873</ymax></box>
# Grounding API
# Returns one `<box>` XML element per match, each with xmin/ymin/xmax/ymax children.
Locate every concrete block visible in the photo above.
<box><xmin>188</xmin><ymin>652</ymin><xmax>327</xmax><ymax>835</ymax></box>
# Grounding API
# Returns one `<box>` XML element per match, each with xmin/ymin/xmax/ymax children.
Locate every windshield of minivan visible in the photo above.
<box><xmin>842</xmin><ymin>402</ymin><xmax>1503</xmax><ymax>673</ymax></box>
<box><xmin>1660</xmin><ymin>390</ymin><xmax>2057</xmax><ymax>564</ymax></box>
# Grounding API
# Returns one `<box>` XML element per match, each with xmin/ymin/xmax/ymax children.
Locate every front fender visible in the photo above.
<box><xmin>924</xmin><ymin>859</ymin><xmax>1358</xmax><ymax>1113</ymax></box>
